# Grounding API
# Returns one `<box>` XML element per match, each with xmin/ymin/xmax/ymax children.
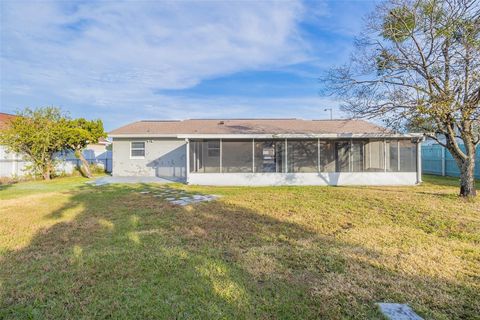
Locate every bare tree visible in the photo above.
<box><xmin>321</xmin><ymin>0</ymin><xmax>479</xmax><ymax>197</ymax></box>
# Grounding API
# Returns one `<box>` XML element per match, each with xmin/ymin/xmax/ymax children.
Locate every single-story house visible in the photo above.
<box><xmin>109</xmin><ymin>118</ymin><xmax>423</xmax><ymax>186</ymax></box>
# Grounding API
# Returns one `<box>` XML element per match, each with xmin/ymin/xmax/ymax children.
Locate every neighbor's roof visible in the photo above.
<box><xmin>90</xmin><ymin>137</ymin><xmax>111</xmax><ymax>145</ymax></box>
<box><xmin>108</xmin><ymin>118</ymin><xmax>408</xmax><ymax>138</ymax></box>
<box><xmin>0</xmin><ymin>112</ymin><xmax>17</xmax><ymax>131</ymax></box>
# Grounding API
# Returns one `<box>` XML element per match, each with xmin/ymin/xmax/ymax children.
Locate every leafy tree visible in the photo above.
<box><xmin>0</xmin><ymin>107</ymin><xmax>65</xmax><ymax>180</ymax></box>
<box><xmin>62</xmin><ymin>118</ymin><xmax>106</xmax><ymax>178</ymax></box>
<box><xmin>321</xmin><ymin>0</ymin><xmax>479</xmax><ymax>197</ymax></box>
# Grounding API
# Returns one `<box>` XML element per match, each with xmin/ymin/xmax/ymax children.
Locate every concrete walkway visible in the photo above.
<box><xmin>88</xmin><ymin>176</ymin><xmax>177</xmax><ymax>186</ymax></box>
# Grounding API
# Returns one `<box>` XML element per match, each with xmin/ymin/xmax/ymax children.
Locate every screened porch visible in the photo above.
<box><xmin>188</xmin><ymin>138</ymin><xmax>418</xmax><ymax>174</ymax></box>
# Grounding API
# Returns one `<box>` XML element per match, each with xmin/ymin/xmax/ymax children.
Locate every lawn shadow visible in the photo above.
<box><xmin>0</xmin><ymin>183</ymin><xmax>13</xmax><ymax>192</ymax></box>
<box><xmin>0</xmin><ymin>183</ymin><xmax>478</xmax><ymax>319</ymax></box>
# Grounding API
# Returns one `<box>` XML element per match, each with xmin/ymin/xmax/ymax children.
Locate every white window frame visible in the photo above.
<box><xmin>130</xmin><ymin>141</ymin><xmax>146</xmax><ymax>159</ymax></box>
<box><xmin>207</xmin><ymin>140</ymin><xmax>220</xmax><ymax>157</ymax></box>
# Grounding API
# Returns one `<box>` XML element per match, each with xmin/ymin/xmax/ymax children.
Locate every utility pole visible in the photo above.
<box><xmin>324</xmin><ymin>108</ymin><xmax>333</xmax><ymax>120</ymax></box>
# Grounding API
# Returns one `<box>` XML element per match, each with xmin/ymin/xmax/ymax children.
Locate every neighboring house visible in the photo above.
<box><xmin>109</xmin><ymin>118</ymin><xmax>423</xmax><ymax>186</ymax></box>
<box><xmin>0</xmin><ymin>112</ymin><xmax>112</xmax><ymax>177</ymax></box>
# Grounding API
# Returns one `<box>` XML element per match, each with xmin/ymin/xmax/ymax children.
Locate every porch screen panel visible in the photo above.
<box><xmin>189</xmin><ymin>141</ymin><xmax>200</xmax><ymax>172</ymax></box>
<box><xmin>399</xmin><ymin>140</ymin><xmax>417</xmax><ymax>172</ymax></box>
<box><xmin>351</xmin><ymin>140</ymin><xmax>365</xmax><ymax>172</ymax></box>
<box><xmin>364</xmin><ymin>140</ymin><xmax>385</xmax><ymax>172</ymax></box>
<box><xmin>254</xmin><ymin>140</ymin><xmax>285</xmax><ymax>173</ymax></box>
<box><xmin>386</xmin><ymin>140</ymin><xmax>399</xmax><ymax>172</ymax></box>
<box><xmin>287</xmin><ymin>140</ymin><xmax>318</xmax><ymax>172</ymax></box>
<box><xmin>203</xmin><ymin>140</ymin><xmax>221</xmax><ymax>172</ymax></box>
<box><xmin>335</xmin><ymin>141</ymin><xmax>350</xmax><ymax>172</ymax></box>
<box><xmin>189</xmin><ymin>140</ymin><xmax>220</xmax><ymax>173</ymax></box>
<box><xmin>320</xmin><ymin>141</ymin><xmax>335</xmax><ymax>172</ymax></box>
<box><xmin>222</xmin><ymin>140</ymin><xmax>253</xmax><ymax>173</ymax></box>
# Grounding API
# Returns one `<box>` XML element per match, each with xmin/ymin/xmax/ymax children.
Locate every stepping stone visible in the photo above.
<box><xmin>377</xmin><ymin>303</ymin><xmax>423</xmax><ymax>320</ymax></box>
<box><xmin>164</xmin><ymin>192</ymin><xmax>219</xmax><ymax>206</ymax></box>
<box><xmin>171</xmin><ymin>200</ymin><xmax>190</xmax><ymax>206</ymax></box>
<box><xmin>139</xmin><ymin>191</ymin><xmax>150</xmax><ymax>194</ymax></box>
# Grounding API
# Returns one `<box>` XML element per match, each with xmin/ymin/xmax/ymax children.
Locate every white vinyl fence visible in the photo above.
<box><xmin>0</xmin><ymin>148</ymin><xmax>112</xmax><ymax>178</ymax></box>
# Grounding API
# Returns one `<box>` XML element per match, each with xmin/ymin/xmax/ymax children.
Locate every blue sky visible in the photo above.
<box><xmin>0</xmin><ymin>0</ymin><xmax>377</xmax><ymax>130</ymax></box>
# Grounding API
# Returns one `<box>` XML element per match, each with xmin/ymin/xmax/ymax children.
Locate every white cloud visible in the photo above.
<box><xmin>1</xmin><ymin>0</ymin><xmax>313</xmax><ymax>111</ymax></box>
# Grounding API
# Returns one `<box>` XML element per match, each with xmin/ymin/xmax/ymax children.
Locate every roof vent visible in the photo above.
<box><xmin>218</xmin><ymin>120</ymin><xmax>225</xmax><ymax>125</ymax></box>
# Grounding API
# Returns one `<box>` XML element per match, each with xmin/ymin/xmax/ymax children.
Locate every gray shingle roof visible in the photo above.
<box><xmin>109</xmin><ymin>119</ymin><xmax>389</xmax><ymax>135</ymax></box>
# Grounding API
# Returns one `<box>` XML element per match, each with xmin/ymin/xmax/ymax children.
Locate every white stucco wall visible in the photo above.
<box><xmin>187</xmin><ymin>172</ymin><xmax>418</xmax><ymax>186</ymax></box>
<box><xmin>112</xmin><ymin>138</ymin><xmax>186</xmax><ymax>181</ymax></box>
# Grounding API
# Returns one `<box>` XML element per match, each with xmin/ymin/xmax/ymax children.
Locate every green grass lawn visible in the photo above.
<box><xmin>0</xmin><ymin>175</ymin><xmax>479</xmax><ymax>319</ymax></box>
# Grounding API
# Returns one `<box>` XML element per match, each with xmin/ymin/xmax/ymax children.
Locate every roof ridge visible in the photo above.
<box><xmin>186</xmin><ymin>118</ymin><xmax>299</xmax><ymax>120</ymax></box>
<box><xmin>137</xmin><ymin>118</ymin><xmax>363</xmax><ymax>122</ymax></box>
<box><xmin>140</xmin><ymin>120</ymin><xmax>181</xmax><ymax>122</ymax></box>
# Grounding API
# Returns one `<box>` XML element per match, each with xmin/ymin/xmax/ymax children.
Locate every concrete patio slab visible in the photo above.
<box><xmin>132</xmin><ymin>185</ymin><xmax>221</xmax><ymax>206</ymax></box>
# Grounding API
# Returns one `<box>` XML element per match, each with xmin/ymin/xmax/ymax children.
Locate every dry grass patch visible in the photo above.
<box><xmin>0</xmin><ymin>175</ymin><xmax>479</xmax><ymax>319</ymax></box>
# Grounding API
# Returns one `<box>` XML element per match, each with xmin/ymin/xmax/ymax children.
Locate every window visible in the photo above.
<box><xmin>130</xmin><ymin>141</ymin><xmax>145</xmax><ymax>158</ymax></box>
<box><xmin>254</xmin><ymin>140</ymin><xmax>285</xmax><ymax>172</ymax></box>
<box><xmin>207</xmin><ymin>140</ymin><xmax>220</xmax><ymax>157</ymax></box>
<box><xmin>222</xmin><ymin>140</ymin><xmax>253</xmax><ymax>173</ymax></box>
<box><xmin>287</xmin><ymin>140</ymin><xmax>318</xmax><ymax>172</ymax></box>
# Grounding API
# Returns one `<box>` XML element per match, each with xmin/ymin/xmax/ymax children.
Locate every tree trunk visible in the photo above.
<box><xmin>459</xmin><ymin>158</ymin><xmax>476</xmax><ymax>197</ymax></box>
<box><xmin>42</xmin><ymin>161</ymin><xmax>52</xmax><ymax>180</ymax></box>
<box><xmin>42</xmin><ymin>170</ymin><xmax>51</xmax><ymax>180</ymax></box>
<box><xmin>446</xmin><ymin>139</ymin><xmax>477</xmax><ymax>198</ymax></box>
<box><xmin>76</xmin><ymin>150</ymin><xmax>92</xmax><ymax>178</ymax></box>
